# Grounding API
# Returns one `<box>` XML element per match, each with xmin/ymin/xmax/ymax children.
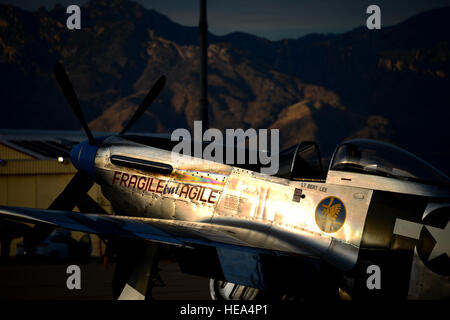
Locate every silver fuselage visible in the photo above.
<box><xmin>94</xmin><ymin>136</ymin><xmax>450</xmax><ymax>299</ymax></box>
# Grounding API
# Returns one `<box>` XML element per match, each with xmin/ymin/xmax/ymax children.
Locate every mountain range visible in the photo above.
<box><xmin>0</xmin><ymin>0</ymin><xmax>449</xmax><ymax>173</ymax></box>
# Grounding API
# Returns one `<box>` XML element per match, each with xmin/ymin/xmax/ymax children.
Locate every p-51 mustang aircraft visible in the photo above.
<box><xmin>0</xmin><ymin>63</ymin><xmax>449</xmax><ymax>300</ymax></box>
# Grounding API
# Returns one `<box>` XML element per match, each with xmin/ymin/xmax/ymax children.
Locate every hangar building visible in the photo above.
<box><xmin>0</xmin><ymin>129</ymin><xmax>113</xmax><ymax>260</ymax></box>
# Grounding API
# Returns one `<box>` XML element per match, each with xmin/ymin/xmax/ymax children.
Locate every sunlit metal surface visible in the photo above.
<box><xmin>94</xmin><ymin>136</ymin><xmax>375</xmax><ymax>270</ymax></box>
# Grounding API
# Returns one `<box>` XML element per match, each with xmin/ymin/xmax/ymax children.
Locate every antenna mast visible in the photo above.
<box><xmin>199</xmin><ymin>0</ymin><xmax>208</xmax><ymax>130</ymax></box>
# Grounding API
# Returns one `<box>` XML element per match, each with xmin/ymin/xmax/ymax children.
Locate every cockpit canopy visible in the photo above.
<box><xmin>276</xmin><ymin>141</ymin><xmax>325</xmax><ymax>180</ymax></box>
<box><xmin>330</xmin><ymin>139</ymin><xmax>450</xmax><ymax>186</ymax></box>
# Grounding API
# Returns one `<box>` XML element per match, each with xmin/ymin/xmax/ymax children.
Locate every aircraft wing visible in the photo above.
<box><xmin>0</xmin><ymin>206</ymin><xmax>269</xmax><ymax>252</ymax></box>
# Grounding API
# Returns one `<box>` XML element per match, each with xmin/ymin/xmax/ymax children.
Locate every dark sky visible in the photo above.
<box><xmin>1</xmin><ymin>0</ymin><xmax>450</xmax><ymax>40</ymax></box>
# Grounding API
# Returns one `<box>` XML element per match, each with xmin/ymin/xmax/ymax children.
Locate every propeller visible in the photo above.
<box><xmin>54</xmin><ymin>62</ymin><xmax>96</xmax><ymax>145</ymax></box>
<box><xmin>52</xmin><ymin>61</ymin><xmax>166</xmax><ymax>209</ymax></box>
<box><xmin>120</xmin><ymin>75</ymin><xmax>166</xmax><ymax>135</ymax></box>
<box><xmin>25</xmin><ymin>62</ymin><xmax>166</xmax><ymax>250</ymax></box>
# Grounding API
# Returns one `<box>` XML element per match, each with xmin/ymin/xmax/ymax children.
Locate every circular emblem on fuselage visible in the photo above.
<box><xmin>315</xmin><ymin>196</ymin><xmax>346</xmax><ymax>233</ymax></box>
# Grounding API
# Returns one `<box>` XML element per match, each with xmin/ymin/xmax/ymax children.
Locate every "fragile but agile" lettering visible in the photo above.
<box><xmin>112</xmin><ymin>171</ymin><xmax>220</xmax><ymax>204</ymax></box>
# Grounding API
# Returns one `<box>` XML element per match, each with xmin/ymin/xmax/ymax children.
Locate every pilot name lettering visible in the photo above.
<box><xmin>301</xmin><ymin>182</ymin><xmax>327</xmax><ymax>193</ymax></box>
<box><xmin>112</xmin><ymin>171</ymin><xmax>219</xmax><ymax>204</ymax></box>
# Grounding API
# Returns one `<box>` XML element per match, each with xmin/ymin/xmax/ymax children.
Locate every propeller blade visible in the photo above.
<box><xmin>48</xmin><ymin>170</ymin><xmax>94</xmax><ymax>211</ymax></box>
<box><xmin>54</xmin><ymin>62</ymin><xmax>96</xmax><ymax>145</ymax></box>
<box><xmin>26</xmin><ymin>170</ymin><xmax>95</xmax><ymax>251</ymax></box>
<box><xmin>120</xmin><ymin>75</ymin><xmax>166</xmax><ymax>135</ymax></box>
<box><xmin>76</xmin><ymin>193</ymin><xmax>108</xmax><ymax>214</ymax></box>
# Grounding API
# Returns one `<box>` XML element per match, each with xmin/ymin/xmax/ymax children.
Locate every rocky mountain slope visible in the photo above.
<box><xmin>1</xmin><ymin>0</ymin><xmax>449</xmax><ymax>172</ymax></box>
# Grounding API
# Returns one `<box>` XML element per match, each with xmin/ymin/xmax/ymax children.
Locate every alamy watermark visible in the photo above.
<box><xmin>66</xmin><ymin>264</ymin><xmax>81</xmax><ymax>290</ymax></box>
<box><xmin>366</xmin><ymin>5</ymin><xmax>381</xmax><ymax>30</ymax></box>
<box><xmin>64</xmin><ymin>5</ymin><xmax>380</xmax><ymax>31</ymax></box>
<box><xmin>66</xmin><ymin>5</ymin><xmax>81</xmax><ymax>30</ymax></box>
<box><xmin>366</xmin><ymin>264</ymin><xmax>381</xmax><ymax>290</ymax></box>
<box><xmin>171</xmin><ymin>121</ymin><xmax>280</xmax><ymax>176</ymax></box>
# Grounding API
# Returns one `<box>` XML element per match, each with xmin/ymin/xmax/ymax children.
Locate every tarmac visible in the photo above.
<box><xmin>0</xmin><ymin>259</ymin><xmax>211</xmax><ymax>300</ymax></box>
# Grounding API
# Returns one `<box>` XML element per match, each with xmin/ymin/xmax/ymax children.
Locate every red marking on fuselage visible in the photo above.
<box><xmin>128</xmin><ymin>175</ymin><xmax>138</xmax><ymax>188</ymax></box>
<box><xmin>137</xmin><ymin>176</ymin><xmax>146</xmax><ymax>190</ymax></box>
<box><xmin>156</xmin><ymin>180</ymin><xmax>164</xmax><ymax>194</ymax></box>
<box><xmin>112</xmin><ymin>171</ymin><xmax>121</xmax><ymax>185</ymax></box>
<box><xmin>111</xmin><ymin>171</ymin><xmax>221</xmax><ymax>204</ymax></box>
<box><xmin>120</xmin><ymin>173</ymin><xmax>130</xmax><ymax>187</ymax></box>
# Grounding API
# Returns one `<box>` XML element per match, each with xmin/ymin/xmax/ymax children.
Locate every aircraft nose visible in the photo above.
<box><xmin>70</xmin><ymin>140</ymin><xmax>100</xmax><ymax>180</ymax></box>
